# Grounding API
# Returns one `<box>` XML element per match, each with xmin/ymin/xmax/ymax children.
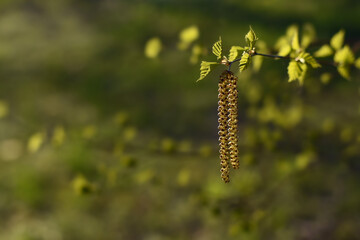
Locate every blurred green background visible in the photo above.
<box><xmin>0</xmin><ymin>0</ymin><xmax>359</xmax><ymax>239</ymax></box>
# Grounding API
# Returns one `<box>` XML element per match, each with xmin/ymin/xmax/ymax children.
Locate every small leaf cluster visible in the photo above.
<box><xmin>198</xmin><ymin>27</ymin><xmax>258</xmax><ymax>81</ymax></box>
<box><xmin>274</xmin><ymin>25</ymin><xmax>321</xmax><ymax>85</ymax></box>
<box><xmin>197</xmin><ymin>24</ymin><xmax>360</xmax><ymax>84</ymax></box>
<box><xmin>314</xmin><ymin>29</ymin><xmax>359</xmax><ymax>79</ymax></box>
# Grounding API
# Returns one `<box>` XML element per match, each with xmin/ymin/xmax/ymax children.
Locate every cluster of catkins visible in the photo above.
<box><xmin>218</xmin><ymin>70</ymin><xmax>239</xmax><ymax>183</ymax></box>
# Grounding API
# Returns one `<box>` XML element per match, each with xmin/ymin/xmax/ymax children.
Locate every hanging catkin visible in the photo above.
<box><xmin>218</xmin><ymin>70</ymin><xmax>239</xmax><ymax>183</ymax></box>
<box><xmin>218</xmin><ymin>71</ymin><xmax>230</xmax><ymax>183</ymax></box>
<box><xmin>227</xmin><ymin>72</ymin><xmax>239</xmax><ymax>169</ymax></box>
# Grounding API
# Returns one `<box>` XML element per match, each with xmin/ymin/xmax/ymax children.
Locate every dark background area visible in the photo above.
<box><xmin>0</xmin><ymin>0</ymin><xmax>359</xmax><ymax>239</ymax></box>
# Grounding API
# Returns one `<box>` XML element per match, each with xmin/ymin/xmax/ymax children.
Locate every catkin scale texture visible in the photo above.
<box><xmin>218</xmin><ymin>72</ymin><xmax>230</xmax><ymax>183</ymax></box>
<box><xmin>227</xmin><ymin>73</ymin><xmax>239</xmax><ymax>169</ymax></box>
<box><xmin>217</xmin><ymin>70</ymin><xmax>239</xmax><ymax>183</ymax></box>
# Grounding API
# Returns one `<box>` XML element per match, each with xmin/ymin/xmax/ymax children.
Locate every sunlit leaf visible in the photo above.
<box><xmin>334</xmin><ymin>45</ymin><xmax>355</xmax><ymax>65</ymax></box>
<box><xmin>144</xmin><ymin>37</ymin><xmax>162</xmax><ymax>58</ymax></box>
<box><xmin>274</xmin><ymin>36</ymin><xmax>288</xmax><ymax>50</ymax></box>
<box><xmin>228</xmin><ymin>46</ymin><xmax>245</xmax><ymax>61</ymax></box>
<box><xmin>245</xmin><ymin>26</ymin><xmax>258</xmax><ymax>49</ymax></box>
<box><xmin>298</xmin><ymin>63</ymin><xmax>307</xmax><ymax>85</ymax></box>
<box><xmin>314</xmin><ymin>44</ymin><xmax>333</xmax><ymax>57</ymax></box>
<box><xmin>288</xmin><ymin>61</ymin><xmax>302</xmax><ymax>82</ymax></box>
<box><xmin>212</xmin><ymin>37</ymin><xmax>222</xmax><ymax>60</ymax></box>
<box><xmin>278</xmin><ymin>44</ymin><xmax>291</xmax><ymax>56</ymax></box>
<box><xmin>291</xmin><ymin>28</ymin><xmax>300</xmax><ymax>50</ymax></box>
<box><xmin>330</xmin><ymin>29</ymin><xmax>345</xmax><ymax>50</ymax></box>
<box><xmin>355</xmin><ymin>58</ymin><xmax>360</xmax><ymax>69</ymax></box>
<box><xmin>286</xmin><ymin>25</ymin><xmax>298</xmax><ymax>39</ymax></box>
<box><xmin>301</xmin><ymin>23</ymin><xmax>316</xmax><ymax>49</ymax></box>
<box><xmin>179</xmin><ymin>25</ymin><xmax>199</xmax><ymax>50</ymax></box>
<box><xmin>197</xmin><ymin>61</ymin><xmax>218</xmax><ymax>81</ymax></box>
<box><xmin>337</xmin><ymin>65</ymin><xmax>351</xmax><ymax>80</ymax></box>
<box><xmin>239</xmin><ymin>52</ymin><xmax>251</xmax><ymax>72</ymax></box>
<box><xmin>28</xmin><ymin>132</ymin><xmax>44</xmax><ymax>153</ymax></box>
<box><xmin>297</xmin><ymin>52</ymin><xmax>321</xmax><ymax>68</ymax></box>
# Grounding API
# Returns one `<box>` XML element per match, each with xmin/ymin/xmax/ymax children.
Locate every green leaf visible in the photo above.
<box><xmin>291</xmin><ymin>29</ymin><xmax>300</xmax><ymax>51</ymax></box>
<box><xmin>297</xmin><ymin>52</ymin><xmax>321</xmax><ymax>68</ymax></box>
<box><xmin>239</xmin><ymin>52</ymin><xmax>251</xmax><ymax>72</ymax></box>
<box><xmin>288</xmin><ymin>61</ymin><xmax>303</xmax><ymax>82</ymax></box>
<box><xmin>298</xmin><ymin>63</ymin><xmax>307</xmax><ymax>85</ymax></box>
<box><xmin>334</xmin><ymin>45</ymin><xmax>355</xmax><ymax>65</ymax></box>
<box><xmin>228</xmin><ymin>46</ymin><xmax>245</xmax><ymax>61</ymax></box>
<box><xmin>314</xmin><ymin>44</ymin><xmax>333</xmax><ymax>57</ymax></box>
<box><xmin>355</xmin><ymin>58</ymin><xmax>360</xmax><ymax>69</ymax></box>
<box><xmin>274</xmin><ymin>36</ymin><xmax>288</xmax><ymax>50</ymax></box>
<box><xmin>28</xmin><ymin>132</ymin><xmax>45</xmax><ymax>153</ymax></box>
<box><xmin>278</xmin><ymin>44</ymin><xmax>291</xmax><ymax>56</ymax></box>
<box><xmin>197</xmin><ymin>61</ymin><xmax>218</xmax><ymax>81</ymax></box>
<box><xmin>178</xmin><ymin>25</ymin><xmax>199</xmax><ymax>50</ymax></box>
<box><xmin>330</xmin><ymin>29</ymin><xmax>345</xmax><ymax>50</ymax></box>
<box><xmin>245</xmin><ymin>26</ymin><xmax>258</xmax><ymax>49</ymax></box>
<box><xmin>301</xmin><ymin>23</ymin><xmax>316</xmax><ymax>49</ymax></box>
<box><xmin>337</xmin><ymin>65</ymin><xmax>351</xmax><ymax>80</ymax></box>
<box><xmin>286</xmin><ymin>25</ymin><xmax>298</xmax><ymax>38</ymax></box>
<box><xmin>212</xmin><ymin>37</ymin><xmax>222</xmax><ymax>60</ymax></box>
<box><xmin>144</xmin><ymin>37</ymin><xmax>162</xmax><ymax>58</ymax></box>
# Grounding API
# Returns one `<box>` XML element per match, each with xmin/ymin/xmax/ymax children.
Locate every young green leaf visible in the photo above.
<box><xmin>291</xmin><ymin>29</ymin><xmax>300</xmax><ymax>51</ymax></box>
<box><xmin>330</xmin><ymin>29</ymin><xmax>345</xmax><ymax>50</ymax></box>
<box><xmin>245</xmin><ymin>26</ymin><xmax>258</xmax><ymax>49</ymax></box>
<box><xmin>355</xmin><ymin>58</ymin><xmax>360</xmax><ymax>69</ymax></box>
<box><xmin>197</xmin><ymin>61</ymin><xmax>218</xmax><ymax>81</ymax></box>
<box><xmin>239</xmin><ymin>52</ymin><xmax>251</xmax><ymax>72</ymax></box>
<box><xmin>286</xmin><ymin>25</ymin><xmax>298</xmax><ymax>39</ymax></box>
<box><xmin>278</xmin><ymin>44</ymin><xmax>291</xmax><ymax>56</ymax></box>
<box><xmin>144</xmin><ymin>37</ymin><xmax>162</xmax><ymax>58</ymax></box>
<box><xmin>288</xmin><ymin>61</ymin><xmax>303</xmax><ymax>82</ymax></box>
<box><xmin>178</xmin><ymin>25</ymin><xmax>199</xmax><ymax>50</ymax></box>
<box><xmin>334</xmin><ymin>45</ymin><xmax>355</xmax><ymax>65</ymax></box>
<box><xmin>298</xmin><ymin>63</ymin><xmax>307</xmax><ymax>85</ymax></box>
<box><xmin>301</xmin><ymin>23</ymin><xmax>316</xmax><ymax>49</ymax></box>
<box><xmin>314</xmin><ymin>45</ymin><xmax>333</xmax><ymax>57</ymax></box>
<box><xmin>212</xmin><ymin>37</ymin><xmax>222</xmax><ymax>60</ymax></box>
<box><xmin>297</xmin><ymin>52</ymin><xmax>321</xmax><ymax>68</ymax></box>
<box><xmin>337</xmin><ymin>65</ymin><xmax>351</xmax><ymax>80</ymax></box>
<box><xmin>228</xmin><ymin>46</ymin><xmax>245</xmax><ymax>61</ymax></box>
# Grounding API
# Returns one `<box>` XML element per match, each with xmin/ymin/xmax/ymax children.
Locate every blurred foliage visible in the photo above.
<box><xmin>0</xmin><ymin>0</ymin><xmax>359</xmax><ymax>240</ymax></box>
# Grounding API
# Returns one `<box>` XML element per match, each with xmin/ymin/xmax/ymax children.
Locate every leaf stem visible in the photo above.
<box><xmin>255</xmin><ymin>52</ymin><xmax>337</xmax><ymax>67</ymax></box>
<box><xmin>254</xmin><ymin>52</ymin><xmax>290</xmax><ymax>59</ymax></box>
